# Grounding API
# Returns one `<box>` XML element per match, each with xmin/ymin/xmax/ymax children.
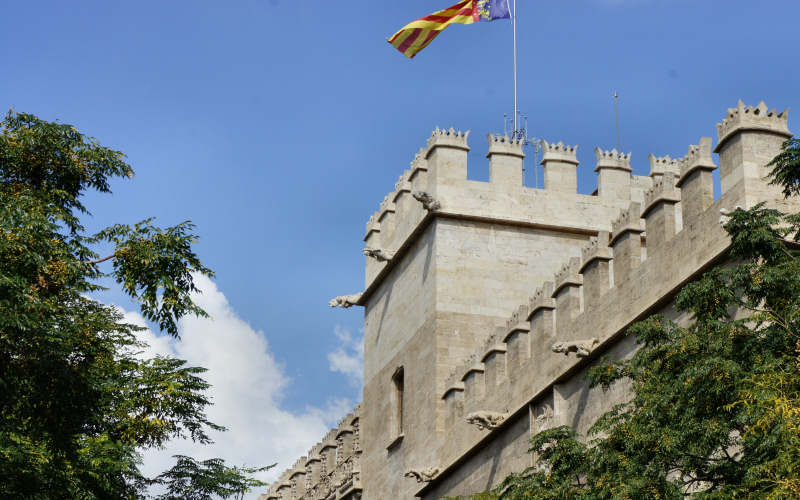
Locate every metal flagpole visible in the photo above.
<box><xmin>614</xmin><ymin>91</ymin><xmax>621</xmax><ymax>151</ymax></box>
<box><xmin>512</xmin><ymin>0</ymin><xmax>518</xmax><ymax>133</ymax></box>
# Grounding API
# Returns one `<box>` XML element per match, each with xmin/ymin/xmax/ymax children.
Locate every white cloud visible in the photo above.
<box><xmin>327</xmin><ymin>325</ymin><xmax>364</xmax><ymax>388</ymax></box>
<box><xmin>121</xmin><ymin>275</ymin><xmax>352</xmax><ymax>499</ymax></box>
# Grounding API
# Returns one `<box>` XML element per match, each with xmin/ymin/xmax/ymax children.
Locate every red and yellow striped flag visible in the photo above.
<box><xmin>387</xmin><ymin>0</ymin><xmax>476</xmax><ymax>59</ymax></box>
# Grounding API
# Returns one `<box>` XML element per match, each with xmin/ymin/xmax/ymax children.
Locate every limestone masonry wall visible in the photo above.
<box><xmin>264</xmin><ymin>100</ymin><xmax>793</xmax><ymax>500</ymax></box>
<box><xmin>263</xmin><ymin>406</ymin><xmax>361</xmax><ymax>500</ymax></box>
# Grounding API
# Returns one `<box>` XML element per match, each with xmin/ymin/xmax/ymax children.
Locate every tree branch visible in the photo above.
<box><xmin>85</xmin><ymin>253</ymin><xmax>116</xmax><ymax>265</ymax></box>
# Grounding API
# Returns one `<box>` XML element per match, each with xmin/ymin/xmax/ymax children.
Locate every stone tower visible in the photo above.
<box><xmin>263</xmin><ymin>100</ymin><xmax>794</xmax><ymax>500</ymax></box>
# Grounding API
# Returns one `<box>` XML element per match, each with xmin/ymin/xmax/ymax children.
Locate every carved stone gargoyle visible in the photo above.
<box><xmin>465</xmin><ymin>411</ymin><xmax>509</xmax><ymax>431</ymax></box>
<box><xmin>411</xmin><ymin>190</ymin><xmax>441</xmax><ymax>211</ymax></box>
<box><xmin>404</xmin><ymin>467</ymin><xmax>439</xmax><ymax>483</ymax></box>
<box><xmin>363</xmin><ymin>246</ymin><xmax>395</xmax><ymax>262</ymax></box>
<box><xmin>329</xmin><ymin>293</ymin><xmax>362</xmax><ymax>309</ymax></box>
<box><xmin>551</xmin><ymin>338</ymin><xmax>599</xmax><ymax>357</ymax></box>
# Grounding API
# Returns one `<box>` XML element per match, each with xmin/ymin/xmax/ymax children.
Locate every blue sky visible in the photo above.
<box><xmin>2</xmin><ymin>0</ymin><xmax>798</xmax><ymax>490</ymax></box>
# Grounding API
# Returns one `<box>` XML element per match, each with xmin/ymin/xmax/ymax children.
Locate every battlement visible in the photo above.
<box><xmin>553</xmin><ymin>258</ymin><xmax>583</xmax><ymax>295</ymax></box>
<box><xmin>715</xmin><ymin>100</ymin><xmax>791</xmax><ymax>151</ymax></box>
<box><xmin>580</xmin><ymin>231</ymin><xmax>613</xmax><ymax>269</ymax></box>
<box><xmin>487</xmin><ymin>133</ymin><xmax>525</xmax><ymax>156</ymax></box>
<box><xmin>410</xmin><ymin>148</ymin><xmax>428</xmax><ymax>177</ymax></box>
<box><xmin>594</xmin><ymin>147</ymin><xmax>632</xmax><ymax>172</ymax></box>
<box><xmin>314</xmin><ymin>99</ymin><xmax>797</xmax><ymax>500</ymax></box>
<box><xmin>541</xmin><ymin>140</ymin><xmax>579</xmax><ymax>164</ymax></box>
<box><xmin>264</xmin><ymin>405</ymin><xmax>362</xmax><ymax>500</ymax></box>
<box><xmin>437</xmin><ymin>183</ymin><xmax>729</xmax><ymax>468</ymax></box>
<box><xmin>359</xmin><ymin>129</ymin><xmax>654</xmax><ymax>289</ymax></box>
<box><xmin>610</xmin><ymin>202</ymin><xmax>644</xmax><ymax>243</ymax></box>
<box><xmin>528</xmin><ymin>282</ymin><xmax>556</xmax><ymax>317</ymax></box>
<box><xmin>392</xmin><ymin>171</ymin><xmax>412</xmax><ymax>202</ymax></box>
<box><xmin>643</xmin><ymin>173</ymin><xmax>680</xmax><ymax>217</ymax></box>
<box><xmin>677</xmin><ymin>137</ymin><xmax>715</xmax><ymax>182</ymax></box>
<box><xmin>423</xmin><ymin>102</ymin><xmax>797</xmax><ymax>496</ymax></box>
<box><xmin>648</xmin><ymin>154</ymin><xmax>680</xmax><ymax>178</ymax></box>
<box><xmin>426</xmin><ymin>127</ymin><xmax>470</xmax><ymax>152</ymax></box>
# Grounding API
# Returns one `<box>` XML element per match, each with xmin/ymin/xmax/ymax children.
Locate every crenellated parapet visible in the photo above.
<box><xmin>392</xmin><ymin>170</ymin><xmax>413</xmax><ymax>215</ymax></box>
<box><xmin>355</xmin><ymin>126</ymin><xmax>654</xmax><ymax>293</ymax></box>
<box><xmin>714</xmin><ymin>100</ymin><xmax>792</xmax><ymax>202</ymax></box>
<box><xmin>362</xmin><ymin>146</ymin><xmax>434</xmax><ymax>286</ymax></box>
<box><xmin>265</xmin><ymin>405</ymin><xmax>362</xmax><ymax>500</ymax></box>
<box><xmin>364</xmin><ymin>216</ymin><xmax>380</xmax><ymax>244</ymax></box>
<box><xmin>580</xmin><ymin>231</ymin><xmax>612</xmax><ymax>268</ymax></box>
<box><xmin>258</xmin><ymin>95</ymin><xmax>800</xmax><ymax>500</ymax></box>
<box><xmin>552</xmin><ymin>258</ymin><xmax>583</xmax><ymax>330</ymax></box>
<box><xmin>648</xmin><ymin>154</ymin><xmax>680</xmax><ymax>180</ymax></box>
<box><xmin>610</xmin><ymin>202</ymin><xmax>644</xmax><ymax>240</ymax></box>
<box><xmin>427</xmin><ymin>127</ymin><xmax>470</xmax><ymax>151</ymax></box>
<box><xmin>376</xmin><ymin>195</ymin><xmax>397</xmax><ymax>245</ymax></box>
<box><xmin>677</xmin><ymin>137</ymin><xmax>715</xmax><ymax>181</ymax></box>
<box><xmin>553</xmin><ymin>258</ymin><xmax>583</xmax><ymax>294</ymax></box>
<box><xmin>504</xmin><ymin>305</ymin><xmax>531</xmax><ymax>372</ymax></box>
<box><xmin>541</xmin><ymin>140</ymin><xmax>579</xmax><ymax>192</ymax></box>
<box><xmin>435</xmin><ymin>133</ymin><xmax>752</xmax><ymax>440</ymax></box>
<box><xmin>487</xmin><ymin>133</ymin><xmax>524</xmax><ymax>155</ymax></box>
<box><xmin>610</xmin><ymin>202</ymin><xmax>644</xmax><ymax>286</ymax></box>
<box><xmin>643</xmin><ymin>173</ymin><xmax>681</xmax><ymax>214</ymax></box>
<box><xmin>487</xmin><ymin>133</ymin><xmax>525</xmax><ymax>186</ymax></box>
<box><xmin>579</xmin><ymin>231</ymin><xmax>612</xmax><ymax>310</ymax></box>
<box><xmin>541</xmin><ymin>140</ymin><xmax>579</xmax><ymax>164</ymax></box>
<box><xmin>675</xmin><ymin>137</ymin><xmax>717</xmax><ymax>225</ymax></box>
<box><xmin>643</xmin><ymin>173</ymin><xmax>681</xmax><ymax>248</ymax></box>
<box><xmin>307</xmin><ymin>99</ymin><xmax>798</xmax><ymax>500</ymax></box>
<box><xmin>595</xmin><ymin>148</ymin><xmax>634</xmax><ymax>200</ymax></box>
<box><xmin>594</xmin><ymin>148</ymin><xmax>632</xmax><ymax>172</ymax></box>
<box><xmin>528</xmin><ymin>282</ymin><xmax>556</xmax><ymax>318</ymax></box>
<box><xmin>410</xmin><ymin>148</ymin><xmax>429</xmax><ymax>180</ymax></box>
<box><xmin>716</xmin><ymin>100</ymin><xmax>790</xmax><ymax>150</ymax></box>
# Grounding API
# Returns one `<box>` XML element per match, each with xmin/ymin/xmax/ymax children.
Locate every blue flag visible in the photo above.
<box><xmin>475</xmin><ymin>0</ymin><xmax>511</xmax><ymax>21</ymax></box>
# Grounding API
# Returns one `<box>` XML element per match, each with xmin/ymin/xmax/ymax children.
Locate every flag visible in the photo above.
<box><xmin>387</xmin><ymin>0</ymin><xmax>511</xmax><ymax>59</ymax></box>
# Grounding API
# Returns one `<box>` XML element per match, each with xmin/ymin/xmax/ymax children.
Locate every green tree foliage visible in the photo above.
<box><xmin>768</xmin><ymin>138</ymin><xmax>800</xmax><ymax>198</ymax></box>
<box><xmin>155</xmin><ymin>455</ymin><xmax>271</xmax><ymax>500</ymax></box>
<box><xmin>0</xmin><ymin>111</ymin><xmax>269</xmax><ymax>498</ymax></box>
<box><xmin>470</xmin><ymin>138</ymin><xmax>800</xmax><ymax>499</ymax></box>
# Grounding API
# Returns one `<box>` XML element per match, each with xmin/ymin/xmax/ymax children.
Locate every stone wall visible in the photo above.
<box><xmin>262</xmin><ymin>407</ymin><xmax>362</xmax><ymax>500</ymax></box>
<box><xmin>266</xmin><ymin>100</ymin><xmax>793</xmax><ymax>500</ymax></box>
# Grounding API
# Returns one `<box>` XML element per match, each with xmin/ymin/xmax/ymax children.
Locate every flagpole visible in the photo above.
<box><xmin>512</xmin><ymin>0</ymin><xmax>518</xmax><ymax>133</ymax></box>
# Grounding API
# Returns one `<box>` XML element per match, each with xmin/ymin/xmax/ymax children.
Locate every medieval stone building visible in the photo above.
<box><xmin>262</xmin><ymin>99</ymin><xmax>795</xmax><ymax>499</ymax></box>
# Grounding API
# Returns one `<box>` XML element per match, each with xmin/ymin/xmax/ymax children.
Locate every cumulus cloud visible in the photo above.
<box><xmin>121</xmin><ymin>275</ymin><xmax>352</xmax><ymax>498</ymax></box>
<box><xmin>327</xmin><ymin>325</ymin><xmax>364</xmax><ymax>388</ymax></box>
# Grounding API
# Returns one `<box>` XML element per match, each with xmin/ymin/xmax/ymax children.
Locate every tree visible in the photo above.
<box><xmin>470</xmin><ymin>138</ymin><xmax>800</xmax><ymax>499</ymax></box>
<box><xmin>0</xmin><ymin>110</ymin><xmax>270</xmax><ymax>498</ymax></box>
<box><xmin>155</xmin><ymin>455</ymin><xmax>271</xmax><ymax>500</ymax></box>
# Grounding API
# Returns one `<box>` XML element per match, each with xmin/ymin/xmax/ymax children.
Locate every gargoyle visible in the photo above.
<box><xmin>329</xmin><ymin>294</ymin><xmax>363</xmax><ymax>309</ymax></box>
<box><xmin>551</xmin><ymin>338</ymin><xmax>599</xmax><ymax>357</ymax></box>
<box><xmin>404</xmin><ymin>467</ymin><xmax>439</xmax><ymax>483</ymax></box>
<box><xmin>412</xmin><ymin>190</ymin><xmax>441</xmax><ymax>211</ymax></box>
<box><xmin>363</xmin><ymin>246</ymin><xmax>395</xmax><ymax>262</ymax></box>
<box><xmin>465</xmin><ymin>411</ymin><xmax>508</xmax><ymax>431</ymax></box>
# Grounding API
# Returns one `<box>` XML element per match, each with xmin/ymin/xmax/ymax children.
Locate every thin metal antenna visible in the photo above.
<box><xmin>499</xmin><ymin>1</ymin><xmax>542</xmax><ymax>189</ymax></box>
<box><xmin>614</xmin><ymin>91</ymin><xmax>621</xmax><ymax>151</ymax></box>
<box><xmin>496</xmin><ymin>112</ymin><xmax>541</xmax><ymax>188</ymax></box>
